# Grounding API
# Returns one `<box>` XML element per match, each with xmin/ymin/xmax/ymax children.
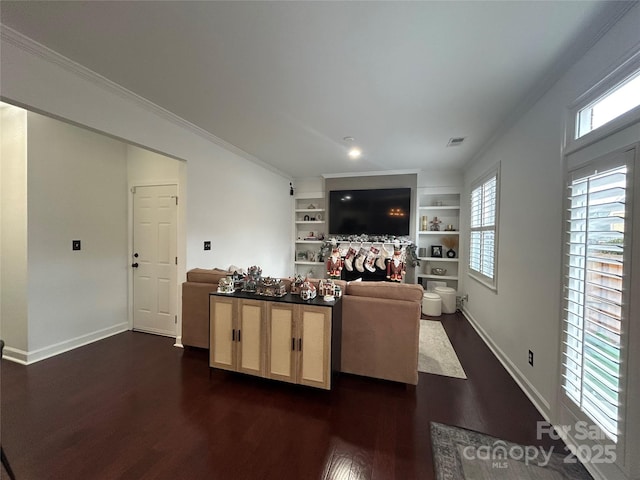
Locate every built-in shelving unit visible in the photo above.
<box><xmin>293</xmin><ymin>192</ymin><xmax>326</xmax><ymax>278</ymax></box>
<box><xmin>415</xmin><ymin>188</ymin><xmax>461</xmax><ymax>291</ymax></box>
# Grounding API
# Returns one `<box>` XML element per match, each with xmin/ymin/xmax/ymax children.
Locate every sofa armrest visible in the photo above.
<box><xmin>182</xmin><ymin>282</ymin><xmax>218</xmax><ymax>348</ymax></box>
<box><xmin>341</xmin><ymin>295</ymin><xmax>420</xmax><ymax>385</ymax></box>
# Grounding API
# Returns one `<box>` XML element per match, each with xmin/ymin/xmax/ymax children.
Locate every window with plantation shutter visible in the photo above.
<box><xmin>469</xmin><ymin>166</ymin><xmax>499</xmax><ymax>288</ymax></box>
<box><xmin>562</xmin><ymin>161</ymin><xmax>629</xmax><ymax>443</ymax></box>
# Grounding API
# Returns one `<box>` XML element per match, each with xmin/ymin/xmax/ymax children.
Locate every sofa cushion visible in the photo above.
<box><xmin>186</xmin><ymin>268</ymin><xmax>230</xmax><ymax>284</ymax></box>
<box><xmin>345</xmin><ymin>281</ymin><xmax>423</xmax><ymax>303</ymax></box>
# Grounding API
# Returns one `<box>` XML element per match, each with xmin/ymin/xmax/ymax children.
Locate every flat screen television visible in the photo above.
<box><xmin>329</xmin><ymin>188</ymin><xmax>411</xmax><ymax>236</ymax></box>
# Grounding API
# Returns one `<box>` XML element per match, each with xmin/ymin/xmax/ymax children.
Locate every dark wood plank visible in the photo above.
<box><xmin>1</xmin><ymin>313</ymin><xmax>564</xmax><ymax>479</ymax></box>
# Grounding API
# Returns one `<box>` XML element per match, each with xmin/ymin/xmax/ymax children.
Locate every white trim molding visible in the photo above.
<box><xmin>1</xmin><ymin>323</ymin><xmax>129</xmax><ymax>365</ymax></box>
<box><xmin>462</xmin><ymin>307</ymin><xmax>551</xmax><ymax>420</ymax></box>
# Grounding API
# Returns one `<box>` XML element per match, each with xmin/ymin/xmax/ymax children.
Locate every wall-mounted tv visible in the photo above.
<box><xmin>329</xmin><ymin>188</ymin><xmax>411</xmax><ymax>236</ymax></box>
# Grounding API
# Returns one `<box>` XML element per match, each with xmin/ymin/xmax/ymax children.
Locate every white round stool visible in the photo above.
<box><xmin>422</xmin><ymin>292</ymin><xmax>442</xmax><ymax>317</ymax></box>
<box><xmin>434</xmin><ymin>286</ymin><xmax>456</xmax><ymax>314</ymax></box>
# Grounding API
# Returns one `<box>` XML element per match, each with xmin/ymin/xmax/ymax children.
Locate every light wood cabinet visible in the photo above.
<box><xmin>209</xmin><ymin>297</ymin><xmax>265</xmax><ymax>377</ymax></box>
<box><xmin>210</xmin><ymin>292</ymin><xmax>341</xmax><ymax>390</ymax></box>
<box><xmin>266</xmin><ymin>304</ymin><xmax>332</xmax><ymax>389</ymax></box>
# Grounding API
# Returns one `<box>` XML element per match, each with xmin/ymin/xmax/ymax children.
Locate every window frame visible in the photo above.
<box><xmin>565</xmin><ymin>47</ymin><xmax>640</xmax><ymax>155</ymax></box>
<box><xmin>468</xmin><ymin>163</ymin><xmax>500</xmax><ymax>291</ymax></box>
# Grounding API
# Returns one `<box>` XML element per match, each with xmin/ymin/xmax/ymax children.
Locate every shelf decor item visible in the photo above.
<box><xmin>431</xmin><ymin>245</ymin><xmax>443</xmax><ymax>258</ymax></box>
<box><xmin>431</xmin><ymin>267</ymin><xmax>447</xmax><ymax>276</ymax></box>
<box><xmin>421</xmin><ymin>215</ymin><xmax>428</xmax><ymax>231</ymax></box>
<box><xmin>441</xmin><ymin>236</ymin><xmax>458</xmax><ymax>258</ymax></box>
<box><xmin>429</xmin><ymin>216</ymin><xmax>442</xmax><ymax>231</ymax></box>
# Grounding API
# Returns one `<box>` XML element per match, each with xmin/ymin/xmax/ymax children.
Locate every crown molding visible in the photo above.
<box><xmin>0</xmin><ymin>24</ymin><xmax>291</xmax><ymax>180</ymax></box>
<box><xmin>464</xmin><ymin>0</ymin><xmax>639</xmax><ymax>170</ymax></box>
<box><xmin>321</xmin><ymin>169</ymin><xmax>419</xmax><ymax>179</ymax></box>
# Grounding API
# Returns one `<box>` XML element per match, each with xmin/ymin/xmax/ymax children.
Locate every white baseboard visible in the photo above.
<box><xmin>1</xmin><ymin>322</ymin><xmax>129</xmax><ymax>365</ymax></box>
<box><xmin>461</xmin><ymin>307</ymin><xmax>551</xmax><ymax>421</ymax></box>
<box><xmin>174</xmin><ymin>335</ymin><xmax>183</xmax><ymax>348</ymax></box>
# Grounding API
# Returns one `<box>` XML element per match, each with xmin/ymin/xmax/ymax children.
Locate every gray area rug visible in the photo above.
<box><xmin>431</xmin><ymin>422</ymin><xmax>593</xmax><ymax>480</ymax></box>
<box><xmin>418</xmin><ymin>320</ymin><xmax>467</xmax><ymax>379</ymax></box>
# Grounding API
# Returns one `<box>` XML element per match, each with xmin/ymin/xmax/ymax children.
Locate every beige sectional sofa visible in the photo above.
<box><xmin>181</xmin><ymin>268</ymin><xmax>423</xmax><ymax>384</ymax></box>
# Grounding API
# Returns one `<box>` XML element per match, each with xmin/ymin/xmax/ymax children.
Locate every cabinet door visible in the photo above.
<box><xmin>298</xmin><ymin>305</ymin><xmax>332</xmax><ymax>390</ymax></box>
<box><xmin>237</xmin><ymin>299</ymin><xmax>265</xmax><ymax>376</ymax></box>
<box><xmin>266</xmin><ymin>303</ymin><xmax>297</xmax><ymax>383</ymax></box>
<box><xmin>210</xmin><ymin>296</ymin><xmax>236</xmax><ymax>371</ymax></box>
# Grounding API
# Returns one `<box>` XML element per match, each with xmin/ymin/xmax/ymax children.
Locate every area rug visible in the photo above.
<box><xmin>431</xmin><ymin>422</ymin><xmax>593</xmax><ymax>480</ymax></box>
<box><xmin>418</xmin><ymin>320</ymin><xmax>467</xmax><ymax>379</ymax></box>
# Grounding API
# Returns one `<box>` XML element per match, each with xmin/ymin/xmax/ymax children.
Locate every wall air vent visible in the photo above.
<box><xmin>447</xmin><ymin>137</ymin><xmax>466</xmax><ymax>147</ymax></box>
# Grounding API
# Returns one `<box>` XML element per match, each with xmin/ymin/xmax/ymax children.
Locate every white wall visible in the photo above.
<box><xmin>0</xmin><ymin>105</ymin><xmax>28</xmax><ymax>353</ymax></box>
<box><xmin>0</xmin><ymin>28</ymin><xmax>293</xmax><ymax>359</ymax></box>
<box><xmin>1</xmin><ymin>28</ymin><xmax>293</xmax><ymax>280</ymax></box>
<box><xmin>26</xmin><ymin>112</ymin><xmax>129</xmax><ymax>358</ymax></box>
<box><xmin>417</xmin><ymin>168</ymin><xmax>462</xmax><ymax>189</ymax></box>
<box><xmin>461</xmin><ymin>4</ymin><xmax>639</xmax><ymax>480</ymax></box>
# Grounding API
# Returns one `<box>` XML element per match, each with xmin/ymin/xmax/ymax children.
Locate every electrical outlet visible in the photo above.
<box><xmin>204</xmin><ymin>241</ymin><xmax>211</xmax><ymax>251</ymax></box>
<box><xmin>72</xmin><ymin>240</ymin><xmax>81</xmax><ymax>251</ymax></box>
<box><xmin>528</xmin><ymin>350</ymin><xmax>534</xmax><ymax>366</ymax></box>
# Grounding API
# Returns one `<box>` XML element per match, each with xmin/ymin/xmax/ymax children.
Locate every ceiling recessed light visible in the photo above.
<box><xmin>343</xmin><ymin>136</ymin><xmax>362</xmax><ymax>159</ymax></box>
<box><xmin>348</xmin><ymin>147</ymin><xmax>362</xmax><ymax>159</ymax></box>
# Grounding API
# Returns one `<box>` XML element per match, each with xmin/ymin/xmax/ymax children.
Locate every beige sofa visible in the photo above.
<box><xmin>181</xmin><ymin>269</ymin><xmax>423</xmax><ymax>384</ymax></box>
<box><xmin>341</xmin><ymin>281</ymin><xmax>423</xmax><ymax>385</ymax></box>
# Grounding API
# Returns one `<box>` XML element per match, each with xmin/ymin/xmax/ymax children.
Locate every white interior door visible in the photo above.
<box><xmin>132</xmin><ymin>184</ymin><xmax>177</xmax><ymax>336</ymax></box>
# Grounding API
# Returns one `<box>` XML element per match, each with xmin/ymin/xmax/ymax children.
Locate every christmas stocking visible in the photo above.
<box><xmin>354</xmin><ymin>247</ymin><xmax>368</xmax><ymax>273</ymax></box>
<box><xmin>343</xmin><ymin>247</ymin><xmax>357</xmax><ymax>272</ymax></box>
<box><xmin>364</xmin><ymin>246</ymin><xmax>380</xmax><ymax>272</ymax></box>
<box><xmin>376</xmin><ymin>245</ymin><xmax>390</xmax><ymax>270</ymax></box>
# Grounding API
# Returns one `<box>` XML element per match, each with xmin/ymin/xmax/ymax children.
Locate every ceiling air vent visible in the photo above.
<box><xmin>447</xmin><ymin>137</ymin><xmax>466</xmax><ymax>147</ymax></box>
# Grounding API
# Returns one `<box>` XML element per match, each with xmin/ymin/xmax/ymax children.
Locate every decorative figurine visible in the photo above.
<box><xmin>257</xmin><ymin>277</ymin><xmax>287</xmax><ymax>297</ymax></box>
<box><xmin>217</xmin><ymin>276</ymin><xmax>236</xmax><ymax>294</ymax></box>
<box><xmin>386</xmin><ymin>241</ymin><xmax>406</xmax><ymax>282</ymax></box>
<box><xmin>242</xmin><ymin>265</ymin><xmax>262</xmax><ymax>292</ymax></box>
<box><xmin>326</xmin><ymin>240</ymin><xmax>343</xmax><ymax>279</ymax></box>
<box><xmin>300</xmin><ymin>278</ymin><xmax>317</xmax><ymax>301</ymax></box>
<box><xmin>318</xmin><ymin>279</ymin><xmax>337</xmax><ymax>297</ymax></box>
<box><xmin>429</xmin><ymin>216</ymin><xmax>442</xmax><ymax>231</ymax></box>
<box><xmin>290</xmin><ymin>274</ymin><xmax>305</xmax><ymax>295</ymax></box>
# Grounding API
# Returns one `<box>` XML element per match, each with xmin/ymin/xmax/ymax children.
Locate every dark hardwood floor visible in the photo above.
<box><xmin>1</xmin><ymin>313</ymin><xmax>565</xmax><ymax>480</ymax></box>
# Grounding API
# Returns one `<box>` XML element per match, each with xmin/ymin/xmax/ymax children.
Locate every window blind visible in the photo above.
<box><xmin>469</xmin><ymin>172</ymin><xmax>498</xmax><ymax>284</ymax></box>
<box><xmin>562</xmin><ymin>164</ymin><xmax>627</xmax><ymax>442</ymax></box>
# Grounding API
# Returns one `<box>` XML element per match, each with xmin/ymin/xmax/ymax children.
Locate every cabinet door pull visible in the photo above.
<box><xmin>237</xmin><ymin>330</ymin><xmax>241</xmax><ymax>342</ymax></box>
<box><xmin>232</xmin><ymin>329</ymin><xmax>235</xmax><ymax>342</ymax></box>
<box><xmin>292</xmin><ymin>338</ymin><xmax>295</xmax><ymax>351</ymax></box>
<box><xmin>298</xmin><ymin>338</ymin><xmax>302</xmax><ymax>351</ymax></box>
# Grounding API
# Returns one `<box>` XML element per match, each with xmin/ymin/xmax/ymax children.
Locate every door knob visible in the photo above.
<box><xmin>132</xmin><ymin>263</ymin><xmax>139</xmax><ymax>268</ymax></box>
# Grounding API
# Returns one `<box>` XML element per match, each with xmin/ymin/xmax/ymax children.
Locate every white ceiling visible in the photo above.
<box><xmin>0</xmin><ymin>1</ymin><xmax>630</xmax><ymax>178</ymax></box>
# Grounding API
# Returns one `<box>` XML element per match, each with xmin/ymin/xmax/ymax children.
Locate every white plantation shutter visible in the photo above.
<box><xmin>562</xmin><ymin>161</ymin><xmax>629</xmax><ymax>442</ymax></box>
<box><xmin>469</xmin><ymin>168</ymin><xmax>499</xmax><ymax>287</ymax></box>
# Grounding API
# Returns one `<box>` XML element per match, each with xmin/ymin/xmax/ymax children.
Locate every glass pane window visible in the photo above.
<box><xmin>576</xmin><ymin>69</ymin><xmax>640</xmax><ymax>139</ymax></box>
